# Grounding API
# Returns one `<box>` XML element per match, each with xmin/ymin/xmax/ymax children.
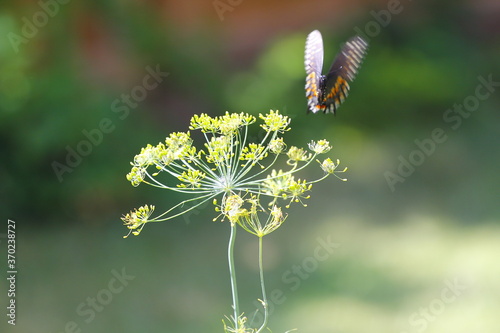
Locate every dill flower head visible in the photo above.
<box><xmin>121</xmin><ymin>110</ymin><xmax>346</xmax><ymax>237</ymax></box>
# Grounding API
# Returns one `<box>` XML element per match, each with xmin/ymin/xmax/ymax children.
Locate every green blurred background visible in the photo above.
<box><xmin>1</xmin><ymin>0</ymin><xmax>499</xmax><ymax>332</ymax></box>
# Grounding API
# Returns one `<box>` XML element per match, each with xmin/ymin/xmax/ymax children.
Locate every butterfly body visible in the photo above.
<box><xmin>305</xmin><ymin>30</ymin><xmax>368</xmax><ymax>114</ymax></box>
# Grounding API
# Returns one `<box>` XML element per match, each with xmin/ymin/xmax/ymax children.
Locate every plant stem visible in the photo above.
<box><xmin>256</xmin><ymin>236</ymin><xmax>268</xmax><ymax>333</ymax></box>
<box><xmin>228</xmin><ymin>222</ymin><xmax>240</xmax><ymax>330</ymax></box>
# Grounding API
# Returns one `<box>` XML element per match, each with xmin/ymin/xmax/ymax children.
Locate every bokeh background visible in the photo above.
<box><xmin>1</xmin><ymin>0</ymin><xmax>499</xmax><ymax>332</ymax></box>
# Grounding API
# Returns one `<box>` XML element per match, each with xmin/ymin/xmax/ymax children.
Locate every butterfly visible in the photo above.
<box><xmin>305</xmin><ymin>30</ymin><xmax>368</xmax><ymax>114</ymax></box>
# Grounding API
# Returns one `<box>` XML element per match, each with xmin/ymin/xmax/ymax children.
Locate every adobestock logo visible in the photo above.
<box><xmin>213</xmin><ymin>0</ymin><xmax>244</xmax><ymax>21</ymax></box>
<box><xmin>401</xmin><ymin>278</ymin><xmax>467</xmax><ymax>333</ymax></box>
<box><xmin>353</xmin><ymin>0</ymin><xmax>412</xmax><ymax>42</ymax></box>
<box><xmin>51</xmin><ymin>65</ymin><xmax>169</xmax><ymax>182</ymax></box>
<box><xmin>8</xmin><ymin>0</ymin><xmax>72</xmax><ymax>53</ymax></box>
<box><xmin>51</xmin><ymin>267</ymin><xmax>135</xmax><ymax>333</ymax></box>
<box><xmin>250</xmin><ymin>235</ymin><xmax>340</xmax><ymax>325</ymax></box>
<box><xmin>384</xmin><ymin>74</ymin><xmax>499</xmax><ymax>192</ymax></box>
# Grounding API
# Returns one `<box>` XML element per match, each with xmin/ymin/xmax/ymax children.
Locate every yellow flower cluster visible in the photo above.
<box><xmin>122</xmin><ymin>110</ymin><xmax>345</xmax><ymax>237</ymax></box>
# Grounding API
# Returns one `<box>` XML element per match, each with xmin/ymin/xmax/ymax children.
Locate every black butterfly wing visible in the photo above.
<box><xmin>321</xmin><ymin>36</ymin><xmax>368</xmax><ymax>114</ymax></box>
<box><xmin>304</xmin><ymin>30</ymin><xmax>325</xmax><ymax>114</ymax></box>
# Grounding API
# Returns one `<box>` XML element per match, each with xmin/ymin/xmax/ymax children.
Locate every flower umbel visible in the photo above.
<box><xmin>308</xmin><ymin>139</ymin><xmax>331</xmax><ymax>154</ymax></box>
<box><xmin>238</xmin><ymin>199</ymin><xmax>288</xmax><ymax>238</ymax></box>
<box><xmin>121</xmin><ymin>205</ymin><xmax>155</xmax><ymax>237</ymax></box>
<box><xmin>122</xmin><ymin>110</ymin><xmax>346</xmax><ymax>236</ymax></box>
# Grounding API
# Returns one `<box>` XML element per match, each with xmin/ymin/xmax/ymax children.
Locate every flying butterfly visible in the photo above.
<box><xmin>304</xmin><ymin>30</ymin><xmax>368</xmax><ymax>114</ymax></box>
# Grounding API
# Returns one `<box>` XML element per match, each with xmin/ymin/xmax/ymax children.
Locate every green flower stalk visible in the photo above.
<box><xmin>121</xmin><ymin>110</ymin><xmax>346</xmax><ymax>332</ymax></box>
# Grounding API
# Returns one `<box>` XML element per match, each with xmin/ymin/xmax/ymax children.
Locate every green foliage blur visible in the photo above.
<box><xmin>1</xmin><ymin>0</ymin><xmax>499</xmax><ymax>332</ymax></box>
